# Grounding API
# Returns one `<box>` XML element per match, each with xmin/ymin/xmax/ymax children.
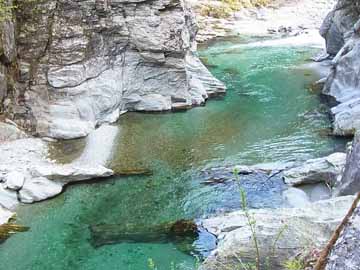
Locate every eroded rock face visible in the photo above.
<box><xmin>6</xmin><ymin>0</ymin><xmax>225</xmax><ymax>139</ymax></box>
<box><xmin>325</xmin><ymin>198</ymin><xmax>360</xmax><ymax>270</ymax></box>
<box><xmin>0</xmin><ymin>0</ymin><xmax>16</xmax><ymax>113</ymax></box>
<box><xmin>322</xmin><ymin>0</ymin><xmax>360</xmax><ymax>136</ymax></box>
<box><xmin>334</xmin><ymin>133</ymin><xmax>360</xmax><ymax>196</ymax></box>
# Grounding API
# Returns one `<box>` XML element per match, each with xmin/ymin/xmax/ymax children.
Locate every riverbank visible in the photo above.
<box><xmin>190</xmin><ymin>0</ymin><xmax>336</xmax><ymax>43</ymax></box>
<box><xmin>0</xmin><ymin>123</ymin><xmax>118</xmax><ymax>227</ymax></box>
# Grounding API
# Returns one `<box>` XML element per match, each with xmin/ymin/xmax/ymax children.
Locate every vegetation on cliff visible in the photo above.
<box><xmin>200</xmin><ymin>0</ymin><xmax>273</xmax><ymax>18</ymax></box>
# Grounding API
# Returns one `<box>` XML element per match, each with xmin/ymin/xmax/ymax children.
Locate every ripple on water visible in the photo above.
<box><xmin>0</xmin><ymin>41</ymin><xmax>348</xmax><ymax>270</ymax></box>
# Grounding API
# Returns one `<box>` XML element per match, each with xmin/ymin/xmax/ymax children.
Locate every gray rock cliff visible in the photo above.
<box><xmin>1</xmin><ymin>0</ymin><xmax>225</xmax><ymax>139</ymax></box>
<box><xmin>322</xmin><ymin>0</ymin><xmax>360</xmax><ymax>136</ymax></box>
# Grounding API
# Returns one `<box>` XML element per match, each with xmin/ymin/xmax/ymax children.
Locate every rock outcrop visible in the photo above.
<box><xmin>321</xmin><ymin>0</ymin><xmax>360</xmax><ymax>136</ymax></box>
<box><xmin>322</xmin><ymin>195</ymin><xmax>360</xmax><ymax>270</ymax></box>
<box><xmin>0</xmin><ymin>0</ymin><xmax>225</xmax><ymax>139</ymax></box>
<box><xmin>283</xmin><ymin>152</ymin><xmax>346</xmax><ymax>187</ymax></box>
<box><xmin>199</xmin><ymin>196</ymin><xmax>355</xmax><ymax>270</ymax></box>
<box><xmin>0</xmin><ymin>205</ymin><xmax>13</xmax><ymax>225</ymax></box>
<box><xmin>0</xmin><ymin>137</ymin><xmax>113</xmax><ymax>207</ymax></box>
<box><xmin>334</xmin><ymin>133</ymin><xmax>360</xmax><ymax>196</ymax></box>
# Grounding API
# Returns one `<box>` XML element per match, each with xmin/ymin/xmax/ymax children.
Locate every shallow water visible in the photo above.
<box><xmin>0</xmin><ymin>39</ymin><xmax>347</xmax><ymax>270</ymax></box>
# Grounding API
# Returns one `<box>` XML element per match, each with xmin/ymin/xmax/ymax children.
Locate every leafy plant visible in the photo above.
<box><xmin>0</xmin><ymin>0</ymin><xmax>16</xmax><ymax>21</ymax></box>
<box><xmin>283</xmin><ymin>258</ymin><xmax>305</xmax><ymax>270</ymax></box>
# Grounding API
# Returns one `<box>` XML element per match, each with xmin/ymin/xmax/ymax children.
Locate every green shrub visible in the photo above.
<box><xmin>283</xmin><ymin>259</ymin><xmax>305</xmax><ymax>270</ymax></box>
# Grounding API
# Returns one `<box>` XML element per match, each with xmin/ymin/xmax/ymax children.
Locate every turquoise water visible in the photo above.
<box><xmin>0</xmin><ymin>39</ymin><xmax>346</xmax><ymax>270</ymax></box>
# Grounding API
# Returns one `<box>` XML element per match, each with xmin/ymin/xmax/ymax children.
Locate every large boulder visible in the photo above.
<box><xmin>320</xmin><ymin>0</ymin><xmax>360</xmax><ymax>56</ymax></box>
<box><xmin>18</xmin><ymin>177</ymin><xmax>63</xmax><ymax>204</ymax></box>
<box><xmin>199</xmin><ymin>196</ymin><xmax>355</xmax><ymax>270</ymax></box>
<box><xmin>334</xmin><ymin>133</ymin><xmax>360</xmax><ymax>196</ymax></box>
<box><xmin>0</xmin><ymin>135</ymin><xmax>114</xmax><ymax>207</ymax></box>
<box><xmin>283</xmin><ymin>153</ymin><xmax>347</xmax><ymax>187</ymax></box>
<box><xmin>321</xmin><ymin>1</ymin><xmax>360</xmax><ymax>136</ymax></box>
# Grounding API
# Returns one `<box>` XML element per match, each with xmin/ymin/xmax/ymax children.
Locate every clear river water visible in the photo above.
<box><xmin>0</xmin><ymin>38</ymin><xmax>347</xmax><ymax>270</ymax></box>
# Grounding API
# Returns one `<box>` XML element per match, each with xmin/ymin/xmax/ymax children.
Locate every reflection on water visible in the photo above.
<box><xmin>0</xmin><ymin>40</ymin><xmax>347</xmax><ymax>270</ymax></box>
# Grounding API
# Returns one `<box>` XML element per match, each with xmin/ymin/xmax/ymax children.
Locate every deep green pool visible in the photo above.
<box><xmin>0</xmin><ymin>39</ymin><xmax>347</xmax><ymax>270</ymax></box>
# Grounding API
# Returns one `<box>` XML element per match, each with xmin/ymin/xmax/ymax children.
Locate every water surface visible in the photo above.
<box><xmin>0</xmin><ymin>39</ymin><xmax>347</xmax><ymax>270</ymax></box>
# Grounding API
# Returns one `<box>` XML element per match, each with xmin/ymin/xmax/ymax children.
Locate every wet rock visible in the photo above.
<box><xmin>200</xmin><ymin>196</ymin><xmax>355</xmax><ymax>270</ymax></box>
<box><xmin>4</xmin><ymin>171</ymin><xmax>25</xmax><ymax>191</ymax></box>
<box><xmin>90</xmin><ymin>219</ymin><xmax>198</xmax><ymax>248</ymax></box>
<box><xmin>18</xmin><ymin>177</ymin><xmax>63</xmax><ymax>204</ymax></box>
<box><xmin>283</xmin><ymin>153</ymin><xmax>347</xmax><ymax>187</ymax></box>
<box><xmin>114</xmin><ymin>168</ymin><xmax>153</xmax><ymax>177</ymax></box>
<box><xmin>334</xmin><ymin>133</ymin><xmax>360</xmax><ymax>196</ymax></box>
<box><xmin>185</xmin><ymin>167</ymin><xmax>288</xmax><ymax>216</ymax></box>
<box><xmin>30</xmin><ymin>164</ymin><xmax>113</xmax><ymax>184</ymax></box>
<box><xmin>251</xmin><ymin>161</ymin><xmax>297</xmax><ymax>173</ymax></box>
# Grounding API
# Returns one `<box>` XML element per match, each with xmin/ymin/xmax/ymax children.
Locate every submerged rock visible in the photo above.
<box><xmin>114</xmin><ymin>168</ymin><xmax>153</xmax><ymax>177</ymax></box>
<box><xmin>200</xmin><ymin>196</ymin><xmax>355</xmax><ymax>270</ymax></box>
<box><xmin>283</xmin><ymin>153</ymin><xmax>347</xmax><ymax>187</ymax></box>
<box><xmin>90</xmin><ymin>219</ymin><xmax>198</xmax><ymax>248</ymax></box>
<box><xmin>0</xmin><ymin>223</ymin><xmax>29</xmax><ymax>242</ymax></box>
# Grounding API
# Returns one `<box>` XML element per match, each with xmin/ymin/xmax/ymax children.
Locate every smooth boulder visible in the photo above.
<box><xmin>18</xmin><ymin>177</ymin><xmax>63</xmax><ymax>204</ymax></box>
<box><xmin>283</xmin><ymin>153</ymin><xmax>346</xmax><ymax>186</ymax></box>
